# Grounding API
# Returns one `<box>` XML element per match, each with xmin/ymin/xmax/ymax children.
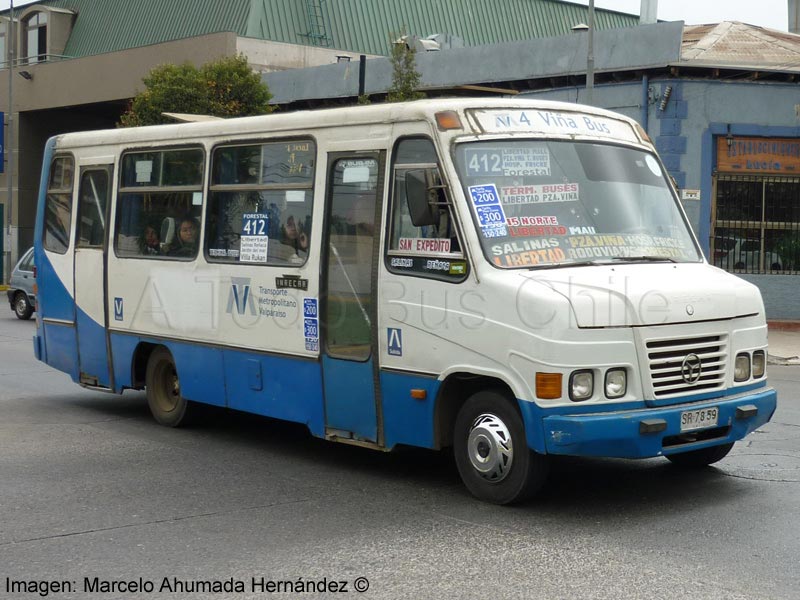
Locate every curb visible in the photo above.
<box><xmin>767</xmin><ymin>320</ymin><xmax>800</xmax><ymax>332</ymax></box>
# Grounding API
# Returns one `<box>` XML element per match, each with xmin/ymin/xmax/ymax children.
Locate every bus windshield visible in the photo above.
<box><xmin>453</xmin><ymin>140</ymin><xmax>702</xmax><ymax>269</ymax></box>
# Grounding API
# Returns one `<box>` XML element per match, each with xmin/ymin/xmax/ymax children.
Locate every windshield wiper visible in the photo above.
<box><xmin>530</xmin><ymin>260</ymin><xmax>604</xmax><ymax>270</ymax></box>
<box><xmin>608</xmin><ymin>255</ymin><xmax>678</xmax><ymax>263</ymax></box>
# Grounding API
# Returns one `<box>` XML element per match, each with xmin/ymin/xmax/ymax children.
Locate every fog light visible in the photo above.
<box><xmin>734</xmin><ymin>353</ymin><xmax>751</xmax><ymax>382</ymax></box>
<box><xmin>569</xmin><ymin>370</ymin><xmax>593</xmax><ymax>401</ymax></box>
<box><xmin>605</xmin><ymin>368</ymin><xmax>627</xmax><ymax>399</ymax></box>
<box><xmin>752</xmin><ymin>350</ymin><xmax>765</xmax><ymax>378</ymax></box>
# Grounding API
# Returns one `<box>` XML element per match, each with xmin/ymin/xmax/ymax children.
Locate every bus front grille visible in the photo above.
<box><xmin>645</xmin><ymin>335</ymin><xmax>728</xmax><ymax>400</ymax></box>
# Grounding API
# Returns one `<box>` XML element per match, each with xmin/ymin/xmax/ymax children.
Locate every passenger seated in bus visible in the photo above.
<box><xmin>139</xmin><ymin>223</ymin><xmax>161</xmax><ymax>255</ymax></box>
<box><xmin>280</xmin><ymin>214</ymin><xmax>309</xmax><ymax>258</ymax></box>
<box><xmin>166</xmin><ymin>216</ymin><xmax>199</xmax><ymax>257</ymax></box>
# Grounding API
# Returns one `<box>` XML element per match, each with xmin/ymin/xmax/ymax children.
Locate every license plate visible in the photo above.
<box><xmin>680</xmin><ymin>407</ymin><xmax>719</xmax><ymax>432</ymax></box>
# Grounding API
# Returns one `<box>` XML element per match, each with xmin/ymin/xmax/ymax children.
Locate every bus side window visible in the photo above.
<box><xmin>205</xmin><ymin>140</ymin><xmax>316</xmax><ymax>265</ymax></box>
<box><xmin>43</xmin><ymin>155</ymin><xmax>75</xmax><ymax>254</ymax></box>
<box><xmin>114</xmin><ymin>148</ymin><xmax>204</xmax><ymax>259</ymax></box>
<box><xmin>76</xmin><ymin>169</ymin><xmax>110</xmax><ymax>248</ymax></box>
<box><xmin>386</xmin><ymin>138</ymin><xmax>466</xmax><ymax>280</ymax></box>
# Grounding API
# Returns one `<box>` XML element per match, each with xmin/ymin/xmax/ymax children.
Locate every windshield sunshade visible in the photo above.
<box><xmin>454</xmin><ymin>141</ymin><xmax>702</xmax><ymax>269</ymax></box>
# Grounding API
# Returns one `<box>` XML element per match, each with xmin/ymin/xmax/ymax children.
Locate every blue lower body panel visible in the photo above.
<box><xmin>42</xmin><ymin>322</ymin><xmax>79</xmax><ymax>381</ymax></box>
<box><xmin>108</xmin><ymin>333</ymin><xmax>325</xmax><ymax>437</ymax></box>
<box><xmin>380</xmin><ymin>371</ymin><xmax>440</xmax><ymax>449</ymax></box>
<box><xmin>322</xmin><ymin>355</ymin><xmax>377</xmax><ymax>442</ymax></box>
<box><xmin>531</xmin><ymin>388</ymin><xmax>776</xmax><ymax>458</ymax></box>
<box><xmin>76</xmin><ymin>306</ymin><xmax>112</xmax><ymax>387</ymax></box>
<box><xmin>225</xmin><ymin>349</ymin><xmax>324</xmax><ymax>437</ymax></box>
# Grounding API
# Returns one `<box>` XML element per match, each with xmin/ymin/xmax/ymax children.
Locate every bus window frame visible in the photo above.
<box><xmin>43</xmin><ymin>152</ymin><xmax>76</xmax><ymax>256</ymax></box>
<box><xmin>75</xmin><ymin>166</ymin><xmax>112</xmax><ymax>250</ymax></box>
<box><xmin>113</xmin><ymin>144</ymin><xmax>207</xmax><ymax>262</ymax></box>
<box><xmin>204</xmin><ymin>136</ymin><xmax>318</xmax><ymax>268</ymax></box>
<box><xmin>384</xmin><ymin>135</ymin><xmax>469</xmax><ymax>283</ymax></box>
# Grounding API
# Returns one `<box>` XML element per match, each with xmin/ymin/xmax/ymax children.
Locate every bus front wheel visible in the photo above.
<box><xmin>145</xmin><ymin>347</ymin><xmax>189</xmax><ymax>427</ymax></box>
<box><xmin>453</xmin><ymin>390</ymin><xmax>549</xmax><ymax>505</ymax></box>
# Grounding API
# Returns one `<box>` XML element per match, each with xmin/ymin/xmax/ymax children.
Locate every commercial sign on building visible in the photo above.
<box><xmin>717</xmin><ymin>136</ymin><xmax>800</xmax><ymax>175</ymax></box>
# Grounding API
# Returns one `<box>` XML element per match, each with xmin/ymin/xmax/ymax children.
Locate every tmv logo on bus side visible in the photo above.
<box><xmin>226</xmin><ymin>277</ymin><xmax>256</xmax><ymax>316</ymax></box>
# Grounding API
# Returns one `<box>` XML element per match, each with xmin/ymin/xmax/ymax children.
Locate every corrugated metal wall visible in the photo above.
<box><xmin>249</xmin><ymin>0</ymin><xmax>638</xmax><ymax>55</ymax></box>
<box><xmin>14</xmin><ymin>0</ymin><xmax>637</xmax><ymax>59</ymax></box>
<box><xmin>42</xmin><ymin>0</ymin><xmax>252</xmax><ymax>58</ymax></box>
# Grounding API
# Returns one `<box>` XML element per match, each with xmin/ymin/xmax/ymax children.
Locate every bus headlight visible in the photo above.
<box><xmin>734</xmin><ymin>353</ymin><xmax>751</xmax><ymax>382</ymax></box>
<box><xmin>752</xmin><ymin>350</ymin><xmax>766</xmax><ymax>378</ymax></box>
<box><xmin>604</xmin><ymin>368</ymin><xmax>627</xmax><ymax>399</ymax></box>
<box><xmin>569</xmin><ymin>370</ymin><xmax>593</xmax><ymax>401</ymax></box>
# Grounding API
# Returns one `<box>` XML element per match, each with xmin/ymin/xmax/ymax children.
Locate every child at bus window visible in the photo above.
<box><xmin>140</xmin><ymin>223</ymin><xmax>161</xmax><ymax>255</ymax></box>
<box><xmin>280</xmin><ymin>214</ymin><xmax>309</xmax><ymax>262</ymax></box>
<box><xmin>167</xmin><ymin>216</ymin><xmax>200</xmax><ymax>257</ymax></box>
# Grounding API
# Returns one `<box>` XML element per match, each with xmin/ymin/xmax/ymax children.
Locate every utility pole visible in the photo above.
<box><xmin>586</xmin><ymin>0</ymin><xmax>595</xmax><ymax>105</ymax></box>
<box><xmin>5</xmin><ymin>0</ymin><xmax>13</xmax><ymax>283</ymax></box>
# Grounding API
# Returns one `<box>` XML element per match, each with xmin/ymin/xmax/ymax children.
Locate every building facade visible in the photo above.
<box><xmin>0</xmin><ymin>0</ymin><xmax>637</xmax><ymax>280</ymax></box>
<box><xmin>264</xmin><ymin>20</ymin><xmax>800</xmax><ymax>320</ymax></box>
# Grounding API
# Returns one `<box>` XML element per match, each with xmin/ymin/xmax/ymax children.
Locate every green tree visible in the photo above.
<box><xmin>386</xmin><ymin>34</ymin><xmax>425</xmax><ymax>103</ymax></box>
<box><xmin>119</xmin><ymin>55</ymin><xmax>273</xmax><ymax>127</ymax></box>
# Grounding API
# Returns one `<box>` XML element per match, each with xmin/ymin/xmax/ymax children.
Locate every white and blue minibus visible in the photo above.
<box><xmin>32</xmin><ymin>98</ymin><xmax>777</xmax><ymax>503</ymax></box>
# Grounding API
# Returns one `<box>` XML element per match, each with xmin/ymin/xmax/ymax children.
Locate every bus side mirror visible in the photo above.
<box><xmin>406</xmin><ymin>169</ymin><xmax>438</xmax><ymax>227</ymax></box>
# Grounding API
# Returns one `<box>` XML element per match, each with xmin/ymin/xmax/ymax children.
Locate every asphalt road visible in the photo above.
<box><xmin>0</xmin><ymin>311</ymin><xmax>798</xmax><ymax>600</ymax></box>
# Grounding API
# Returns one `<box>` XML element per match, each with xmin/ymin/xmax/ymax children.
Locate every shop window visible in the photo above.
<box><xmin>712</xmin><ymin>175</ymin><xmax>800</xmax><ymax>273</ymax></box>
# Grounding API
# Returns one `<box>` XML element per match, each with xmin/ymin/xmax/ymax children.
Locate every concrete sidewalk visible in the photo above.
<box><xmin>768</xmin><ymin>327</ymin><xmax>800</xmax><ymax>365</ymax></box>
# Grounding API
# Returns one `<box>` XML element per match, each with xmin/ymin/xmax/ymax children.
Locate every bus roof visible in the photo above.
<box><xmin>51</xmin><ymin>97</ymin><xmax>643</xmax><ymax>150</ymax></box>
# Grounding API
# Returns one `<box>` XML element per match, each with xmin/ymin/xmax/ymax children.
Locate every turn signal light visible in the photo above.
<box><xmin>536</xmin><ymin>372</ymin><xmax>562</xmax><ymax>399</ymax></box>
<box><xmin>634</xmin><ymin>122</ymin><xmax>652</xmax><ymax>145</ymax></box>
<box><xmin>435</xmin><ymin>111</ymin><xmax>462</xmax><ymax>130</ymax></box>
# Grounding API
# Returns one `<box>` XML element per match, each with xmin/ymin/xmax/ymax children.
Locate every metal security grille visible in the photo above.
<box><xmin>646</xmin><ymin>335</ymin><xmax>728</xmax><ymax>399</ymax></box>
<box><xmin>712</xmin><ymin>174</ymin><xmax>800</xmax><ymax>274</ymax></box>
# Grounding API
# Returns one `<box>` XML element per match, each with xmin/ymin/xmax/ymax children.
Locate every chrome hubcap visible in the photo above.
<box><xmin>467</xmin><ymin>413</ymin><xmax>513</xmax><ymax>482</ymax></box>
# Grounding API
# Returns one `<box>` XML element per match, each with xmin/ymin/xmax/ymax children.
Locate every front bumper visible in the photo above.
<box><xmin>539</xmin><ymin>387</ymin><xmax>776</xmax><ymax>458</ymax></box>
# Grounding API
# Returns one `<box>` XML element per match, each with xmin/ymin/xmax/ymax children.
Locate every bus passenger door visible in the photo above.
<box><xmin>73</xmin><ymin>165</ymin><xmax>113</xmax><ymax>388</ymax></box>
<box><xmin>321</xmin><ymin>152</ymin><xmax>385</xmax><ymax>444</ymax></box>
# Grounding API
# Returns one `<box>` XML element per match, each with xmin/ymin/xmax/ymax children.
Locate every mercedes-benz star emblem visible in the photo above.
<box><xmin>686</xmin><ymin>304</ymin><xmax>695</xmax><ymax>316</ymax></box>
<box><xmin>681</xmin><ymin>353</ymin><xmax>702</xmax><ymax>384</ymax></box>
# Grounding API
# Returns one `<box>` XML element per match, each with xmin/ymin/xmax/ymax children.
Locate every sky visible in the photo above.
<box><xmin>0</xmin><ymin>0</ymin><xmax>791</xmax><ymax>31</ymax></box>
<box><xmin>573</xmin><ymin>0</ymin><xmax>788</xmax><ymax>31</ymax></box>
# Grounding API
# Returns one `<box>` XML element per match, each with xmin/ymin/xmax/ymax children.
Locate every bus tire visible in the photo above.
<box><xmin>453</xmin><ymin>389</ymin><xmax>549</xmax><ymax>505</ymax></box>
<box><xmin>145</xmin><ymin>347</ymin><xmax>189</xmax><ymax>427</ymax></box>
<box><xmin>666</xmin><ymin>442</ymin><xmax>734</xmax><ymax>468</ymax></box>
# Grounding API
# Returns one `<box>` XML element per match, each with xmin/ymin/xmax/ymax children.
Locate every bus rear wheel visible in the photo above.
<box><xmin>453</xmin><ymin>389</ymin><xmax>549</xmax><ymax>505</ymax></box>
<box><xmin>145</xmin><ymin>347</ymin><xmax>189</xmax><ymax>427</ymax></box>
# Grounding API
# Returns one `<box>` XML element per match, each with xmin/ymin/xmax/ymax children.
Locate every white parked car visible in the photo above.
<box><xmin>7</xmin><ymin>247</ymin><xmax>36</xmax><ymax>319</ymax></box>
<box><xmin>713</xmin><ymin>236</ymin><xmax>782</xmax><ymax>271</ymax></box>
